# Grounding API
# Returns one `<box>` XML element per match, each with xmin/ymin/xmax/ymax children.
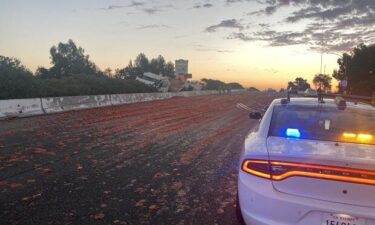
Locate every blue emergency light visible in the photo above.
<box><xmin>286</xmin><ymin>128</ymin><xmax>301</xmax><ymax>138</ymax></box>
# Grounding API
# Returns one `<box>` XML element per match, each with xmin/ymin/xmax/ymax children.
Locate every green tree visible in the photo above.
<box><xmin>149</xmin><ymin>55</ymin><xmax>165</xmax><ymax>75</ymax></box>
<box><xmin>287</xmin><ymin>81</ymin><xmax>297</xmax><ymax>91</ymax></box>
<box><xmin>0</xmin><ymin>53</ymin><xmax>158</xmax><ymax>100</ymax></box>
<box><xmin>248</xmin><ymin>87</ymin><xmax>259</xmax><ymax>92</ymax></box>
<box><xmin>163</xmin><ymin>61</ymin><xmax>175</xmax><ymax>78</ymax></box>
<box><xmin>120</xmin><ymin>54</ymin><xmax>175</xmax><ymax>79</ymax></box>
<box><xmin>134</xmin><ymin>53</ymin><xmax>149</xmax><ymax>73</ymax></box>
<box><xmin>332</xmin><ymin>44</ymin><xmax>375</xmax><ymax>95</ymax></box>
<box><xmin>227</xmin><ymin>82</ymin><xmax>244</xmax><ymax>89</ymax></box>
<box><xmin>294</xmin><ymin>77</ymin><xmax>310</xmax><ymax>91</ymax></box>
<box><xmin>201</xmin><ymin>78</ymin><xmax>226</xmax><ymax>90</ymax></box>
<box><xmin>114</xmin><ymin>68</ymin><xmax>126</xmax><ymax>79</ymax></box>
<box><xmin>0</xmin><ymin>55</ymin><xmax>36</xmax><ymax>99</ymax></box>
<box><xmin>332</xmin><ymin>53</ymin><xmax>351</xmax><ymax>81</ymax></box>
<box><xmin>103</xmin><ymin>68</ymin><xmax>113</xmax><ymax>77</ymax></box>
<box><xmin>36</xmin><ymin>39</ymin><xmax>97</xmax><ymax>78</ymax></box>
<box><xmin>118</xmin><ymin>60</ymin><xmax>143</xmax><ymax>79</ymax></box>
<box><xmin>313</xmin><ymin>74</ymin><xmax>332</xmax><ymax>92</ymax></box>
<box><xmin>149</xmin><ymin>55</ymin><xmax>175</xmax><ymax>78</ymax></box>
<box><xmin>201</xmin><ymin>79</ymin><xmax>244</xmax><ymax>90</ymax></box>
<box><xmin>287</xmin><ymin>77</ymin><xmax>310</xmax><ymax>91</ymax></box>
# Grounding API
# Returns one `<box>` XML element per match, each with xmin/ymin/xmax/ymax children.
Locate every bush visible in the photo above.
<box><xmin>0</xmin><ymin>44</ymin><xmax>158</xmax><ymax>100</ymax></box>
<box><xmin>226</xmin><ymin>82</ymin><xmax>244</xmax><ymax>89</ymax></box>
<box><xmin>33</xmin><ymin>75</ymin><xmax>157</xmax><ymax>98</ymax></box>
<box><xmin>0</xmin><ymin>71</ymin><xmax>157</xmax><ymax>100</ymax></box>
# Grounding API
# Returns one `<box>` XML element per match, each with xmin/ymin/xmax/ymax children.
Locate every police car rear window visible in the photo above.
<box><xmin>269</xmin><ymin>105</ymin><xmax>375</xmax><ymax>145</ymax></box>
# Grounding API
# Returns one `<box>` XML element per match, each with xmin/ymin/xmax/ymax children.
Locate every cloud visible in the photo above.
<box><xmin>193</xmin><ymin>44</ymin><xmax>233</xmax><ymax>53</ymax></box>
<box><xmin>143</xmin><ymin>8</ymin><xmax>160</xmax><ymax>14</ymax></box>
<box><xmin>251</xmin><ymin>0</ymin><xmax>375</xmax><ymax>17</ymax></box>
<box><xmin>228</xmin><ymin>32</ymin><xmax>255</xmax><ymax>41</ymax></box>
<box><xmin>258</xmin><ymin>23</ymin><xmax>270</xmax><ymax>28</ymax></box>
<box><xmin>135</xmin><ymin>24</ymin><xmax>170</xmax><ymax>30</ymax></box>
<box><xmin>265</xmin><ymin>6</ymin><xmax>277</xmax><ymax>14</ymax></box>
<box><xmin>99</xmin><ymin>1</ymin><xmax>172</xmax><ymax>15</ymax></box>
<box><xmin>99</xmin><ymin>5</ymin><xmax>126</xmax><ymax>10</ymax></box>
<box><xmin>265</xmin><ymin>68</ymin><xmax>279</xmax><ymax>74</ymax></box>
<box><xmin>205</xmin><ymin>19</ymin><xmax>244</xmax><ymax>32</ymax></box>
<box><xmin>229</xmin><ymin>24</ymin><xmax>375</xmax><ymax>52</ymax></box>
<box><xmin>128</xmin><ymin>1</ymin><xmax>144</xmax><ymax>7</ymax></box>
<box><xmin>196</xmin><ymin>48</ymin><xmax>233</xmax><ymax>53</ymax></box>
<box><xmin>232</xmin><ymin>0</ymin><xmax>375</xmax><ymax>51</ymax></box>
<box><xmin>229</xmin><ymin>30</ymin><xmax>308</xmax><ymax>46</ymax></box>
<box><xmin>99</xmin><ymin>1</ymin><xmax>145</xmax><ymax>10</ymax></box>
<box><xmin>226</xmin><ymin>0</ymin><xmax>252</xmax><ymax>4</ymax></box>
<box><xmin>286</xmin><ymin>5</ymin><xmax>354</xmax><ymax>22</ymax></box>
<box><xmin>139</xmin><ymin>3</ymin><xmax>174</xmax><ymax>14</ymax></box>
<box><xmin>194</xmin><ymin>3</ymin><xmax>214</xmax><ymax>8</ymax></box>
<box><xmin>246</xmin><ymin>0</ymin><xmax>360</xmax><ymax>16</ymax></box>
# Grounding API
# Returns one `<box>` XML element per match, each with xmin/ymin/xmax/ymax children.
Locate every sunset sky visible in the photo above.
<box><xmin>1</xmin><ymin>0</ymin><xmax>374</xmax><ymax>89</ymax></box>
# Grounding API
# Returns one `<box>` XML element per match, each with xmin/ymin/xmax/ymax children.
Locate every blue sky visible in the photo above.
<box><xmin>1</xmin><ymin>0</ymin><xmax>374</xmax><ymax>89</ymax></box>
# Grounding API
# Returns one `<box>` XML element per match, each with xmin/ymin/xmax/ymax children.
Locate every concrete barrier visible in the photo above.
<box><xmin>0</xmin><ymin>98</ymin><xmax>44</xmax><ymax>118</ymax></box>
<box><xmin>231</xmin><ymin>89</ymin><xmax>247</xmax><ymax>94</ymax></box>
<box><xmin>41</xmin><ymin>95</ymin><xmax>112</xmax><ymax>113</ymax></box>
<box><xmin>0</xmin><ymin>89</ymin><xmax>248</xmax><ymax>119</ymax></box>
<box><xmin>110</xmin><ymin>92</ymin><xmax>173</xmax><ymax>105</ymax></box>
<box><xmin>175</xmin><ymin>90</ymin><xmax>218</xmax><ymax>97</ymax></box>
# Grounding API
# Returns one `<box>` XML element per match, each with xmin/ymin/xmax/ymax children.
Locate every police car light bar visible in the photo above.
<box><xmin>286</xmin><ymin>128</ymin><xmax>301</xmax><ymax>138</ymax></box>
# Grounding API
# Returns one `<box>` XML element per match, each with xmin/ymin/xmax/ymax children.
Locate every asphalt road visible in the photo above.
<box><xmin>0</xmin><ymin>93</ymin><xmax>274</xmax><ymax>225</ymax></box>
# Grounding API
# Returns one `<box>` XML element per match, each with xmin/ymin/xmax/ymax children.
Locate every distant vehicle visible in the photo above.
<box><xmin>304</xmin><ymin>88</ymin><xmax>318</xmax><ymax>97</ymax></box>
<box><xmin>237</xmin><ymin>97</ymin><xmax>375</xmax><ymax>225</ymax></box>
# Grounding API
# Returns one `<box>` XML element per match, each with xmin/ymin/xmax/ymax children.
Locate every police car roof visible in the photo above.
<box><xmin>274</xmin><ymin>97</ymin><xmax>375</xmax><ymax>111</ymax></box>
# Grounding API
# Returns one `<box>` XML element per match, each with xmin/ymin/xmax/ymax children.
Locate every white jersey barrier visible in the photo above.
<box><xmin>0</xmin><ymin>98</ymin><xmax>44</xmax><ymax>118</ymax></box>
<box><xmin>0</xmin><ymin>89</ymin><xmax>247</xmax><ymax>119</ymax></box>
<box><xmin>110</xmin><ymin>92</ymin><xmax>173</xmax><ymax>105</ymax></box>
<box><xmin>175</xmin><ymin>90</ymin><xmax>219</xmax><ymax>97</ymax></box>
<box><xmin>41</xmin><ymin>95</ymin><xmax>112</xmax><ymax>113</ymax></box>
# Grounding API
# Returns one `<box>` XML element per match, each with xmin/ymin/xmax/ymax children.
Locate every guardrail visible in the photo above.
<box><xmin>323</xmin><ymin>93</ymin><xmax>374</xmax><ymax>104</ymax></box>
<box><xmin>0</xmin><ymin>89</ymin><xmax>247</xmax><ymax>119</ymax></box>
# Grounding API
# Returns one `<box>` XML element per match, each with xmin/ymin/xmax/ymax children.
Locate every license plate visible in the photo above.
<box><xmin>322</xmin><ymin>213</ymin><xmax>365</xmax><ymax>225</ymax></box>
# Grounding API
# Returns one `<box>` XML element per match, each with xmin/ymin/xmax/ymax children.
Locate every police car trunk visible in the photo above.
<box><xmin>266</xmin><ymin>98</ymin><xmax>375</xmax><ymax>208</ymax></box>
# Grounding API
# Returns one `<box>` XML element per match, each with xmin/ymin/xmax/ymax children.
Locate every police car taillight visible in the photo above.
<box><xmin>242</xmin><ymin>159</ymin><xmax>375</xmax><ymax>185</ymax></box>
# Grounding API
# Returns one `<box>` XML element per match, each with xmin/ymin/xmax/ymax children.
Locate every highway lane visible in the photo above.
<box><xmin>0</xmin><ymin>93</ymin><xmax>274</xmax><ymax>225</ymax></box>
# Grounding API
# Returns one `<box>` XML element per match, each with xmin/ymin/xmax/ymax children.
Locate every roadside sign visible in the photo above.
<box><xmin>341</xmin><ymin>80</ymin><xmax>348</xmax><ymax>88</ymax></box>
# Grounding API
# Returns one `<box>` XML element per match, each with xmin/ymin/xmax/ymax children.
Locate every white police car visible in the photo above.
<box><xmin>237</xmin><ymin>97</ymin><xmax>375</xmax><ymax>225</ymax></box>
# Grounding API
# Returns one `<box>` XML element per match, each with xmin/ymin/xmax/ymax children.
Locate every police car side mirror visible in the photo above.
<box><xmin>249</xmin><ymin>112</ymin><xmax>262</xmax><ymax>120</ymax></box>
